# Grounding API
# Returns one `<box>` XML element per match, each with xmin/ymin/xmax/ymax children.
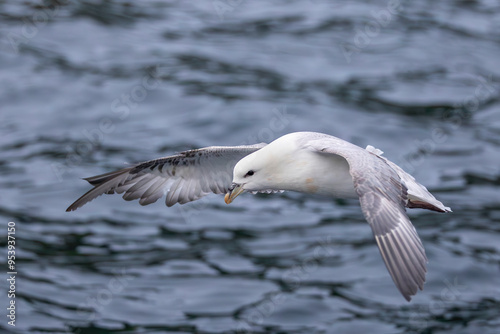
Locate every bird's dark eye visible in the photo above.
<box><xmin>244</xmin><ymin>170</ymin><xmax>255</xmax><ymax>177</ymax></box>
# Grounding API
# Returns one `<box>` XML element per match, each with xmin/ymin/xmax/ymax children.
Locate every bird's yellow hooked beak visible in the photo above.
<box><xmin>224</xmin><ymin>183</ymin><xmax>245</xmax><ymax>204</ymax></box>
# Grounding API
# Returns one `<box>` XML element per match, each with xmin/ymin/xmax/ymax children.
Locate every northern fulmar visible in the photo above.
<box><xmin>67</xmin><ymin>131</ymin><xmax>451</xmax><ymax>301</ymax></box>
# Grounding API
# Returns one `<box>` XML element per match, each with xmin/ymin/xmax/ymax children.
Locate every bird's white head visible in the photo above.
<box><xmin>224</xmin><ymin>134</ymin><xmax>301</xmax><ymax>204</ymax></box>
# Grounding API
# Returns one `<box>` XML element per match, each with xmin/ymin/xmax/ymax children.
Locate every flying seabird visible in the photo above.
<box><xmin>66</xmin><ymin>131</ymin><xmax>451</xmax><ymax>301</ymax></box>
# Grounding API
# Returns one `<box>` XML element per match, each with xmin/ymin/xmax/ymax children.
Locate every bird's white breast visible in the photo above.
<box><xmin>280</xmin><ymin>148</ymin><xmax>357</xmax><ymax>199</ymax></box>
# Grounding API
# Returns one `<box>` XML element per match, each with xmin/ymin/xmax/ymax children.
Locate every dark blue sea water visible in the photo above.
<box><xmin>1</xmin><ymin>0</ymin><xmax>499</xmax><ymax>333</ymax></box>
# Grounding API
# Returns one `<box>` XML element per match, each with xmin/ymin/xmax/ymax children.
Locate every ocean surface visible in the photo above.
<box><xmin>1</xmin><ymin>0</ymin><xmax>499</xmax><ymax>333</ymax></box>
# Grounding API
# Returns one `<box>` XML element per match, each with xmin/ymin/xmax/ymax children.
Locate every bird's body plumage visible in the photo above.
<box><xmin>67</xmin><ymin>131</ymin><xmax>451</xmax><ymax>301</ymax></box>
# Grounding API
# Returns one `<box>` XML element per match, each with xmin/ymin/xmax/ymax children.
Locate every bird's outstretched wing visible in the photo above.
<box><xmin>302</xmin><ymin>133</ymin><xmax>427</xmax><ymax>301</ymax></box>
<box><xmin>66</xmin><ymin>144</ymin><xmax>266</xmax><ymax>212</ymax></box>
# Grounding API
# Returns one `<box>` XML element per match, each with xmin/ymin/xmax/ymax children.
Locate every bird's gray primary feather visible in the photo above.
<box><xmin>301</xmin><ymin>133</ymin><xmax>434</xmax><ymax>301</ymax></box>
<box><xmin>66</xmin><ymin>144</ymin><xmax>266</xmax><ymax>212</ymax></box>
